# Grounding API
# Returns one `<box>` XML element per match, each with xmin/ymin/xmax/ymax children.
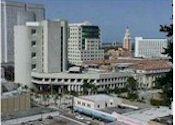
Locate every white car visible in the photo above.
<box><xmin>75</xmin><ymin>115</ymin><xmax>84</xmax><ymax>120</ymax></box>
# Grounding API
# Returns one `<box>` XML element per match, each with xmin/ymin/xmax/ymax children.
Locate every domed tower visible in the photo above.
<box><xmin>123</xmin><ymin>27</ymin><xmax>132</xmax><ymax>51</ymax></box>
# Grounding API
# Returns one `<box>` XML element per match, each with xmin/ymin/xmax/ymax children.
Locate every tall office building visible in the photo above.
<box><xmin>1</xmin><ymin>0</ymin><xmax>45</xmax><ymax>63</ymax></box>
<box><xmin>134</xmin><ymin>37</ymin><xmax>168</xmax><ymax>58</ymax></box>
<box><xmin>123</xmin><ymin>27</ymin><xmax>132</xmax><ymax>51</ymax></box>
<box><xmin>14</xmin><ymin>20</ymin><xmax>68</xmax><ymax>85</ymax></box>
<box><xmin>68</xmin><ymin>21</ymin><xmax>104</xmax><ymax>65</ymax></box>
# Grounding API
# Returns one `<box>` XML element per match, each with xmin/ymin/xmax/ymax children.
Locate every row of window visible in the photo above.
<box><xmin>70</xmin><ymin>33</ymin><xmax>81</xmax><ymax>35</ymax></box>
<box><xmin>77</xmin><ymin>101</ymin><xmax>91</xmax><ymax>108</ymax></box>
<box><xmin>70</xmin><ymin>28</ymin><xmax>81</xmax><ymax>31</ymax></box>
<box><xmin>69</xmin><ymin>37</ymin><xmax>81</xmax><ymax>39</ymax></box>
<box><xmin>32</xmin><ymin>76</ymin><xmax>127</xmax><ymax>84</ymax></box>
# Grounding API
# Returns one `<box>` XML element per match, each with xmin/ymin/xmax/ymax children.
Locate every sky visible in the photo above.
<box><xmin>13</xmin><ymin>0</ymin><xmax>172</xmax><ymax>43</ymax></box>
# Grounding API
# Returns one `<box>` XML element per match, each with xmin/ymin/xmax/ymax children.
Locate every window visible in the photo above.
<box><xmin>105</xmin><ymin>103</ymin><xmax>107</xmax><ymax>107</ymax></box>
<box><xmin>31</xmin><ymin>29</ymin><xmax>36</xmax><ymax>35</ymax></box>
<box><xmin>64</xmin><ymin>79</ymin><xmax>68</xmax><ymax>82</ymax></box>
<box><xmin>51</xmin><ymin>79</ymin><xmax>55</xmax><ymax>82</ymax></box>
<box><xmin>31</xmin><ymin>52</ymin><xmax>36</xmax><ymax>58</ymax></box>
<box><xmin>87</xmin><ymin>104</ymin><xmax>91</xmax><ymax>107</ymax></box>
<box><xmin>97</xmin><ymin>105</ymin><xmax>100</xmax><ymax>108</ymax></box>
<box><xmin>45</xmin><ymin>78</ymin><xmax>49</xmax><ymax>81</ymax></box>
<box><xmin>31</xmin><ymin>41</ymin><xmax>36</xmax><ymax>46</ymax></box>
<box><xmin>78</xmin><ymin>101</ymin><xmax>81</xmax><ymax>104</ymax></box>
<box><xmin>32</xmin><ymin>64</ymin><xmax>36</xmax><ymax>69</ymax></box>
<box><xmin>82</xmin><ymin>103</ymin><xmax>85</xmax><ymax>106</ymax></box>
<box><xmin>77</xmin><ymin>79</ymin><xmax>81</xmax><ymax>82</ymax></box>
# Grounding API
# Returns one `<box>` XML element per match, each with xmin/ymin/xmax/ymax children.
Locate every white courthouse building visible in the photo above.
<box><xmin>68</xmin><ymin>21</ymin><xmax>104</xmax><ymax>65</ymax></box>
<box><xmin>134</xmin><ymin>37</ymin><xmax>168</xmax><ymax>58</ymax></box>
<box><xmin>1</xmin><ymin>0</ymin><xmax>45</xmax><ymax>63</ymax></box>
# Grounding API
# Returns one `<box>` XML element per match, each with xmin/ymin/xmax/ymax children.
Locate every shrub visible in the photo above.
<box><xmin>150</xmin><ymin>98</ymin><xmax>163</xmax><ymax>106</ymax></box>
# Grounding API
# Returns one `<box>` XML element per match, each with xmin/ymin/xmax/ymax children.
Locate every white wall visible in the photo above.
<box><xmin>14</xmin><ymin>26</ymin><xmax>31</xmax><ymax>86</ymax></box>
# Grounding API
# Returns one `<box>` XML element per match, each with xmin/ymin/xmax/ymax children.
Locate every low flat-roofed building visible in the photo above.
<box><xmin>1</xmin><ymin>91</ymin><xmax>30</xmax><ymax>116</ymax></box>
<box><xmin>74</xmin><ymin>94</ymin><xmax>124</xmax><ymax>122</ymax></box>
<box><xmin>74</xmin><ymin>94</ymin><xmax>122</xmax><ymax>109</ymax></box>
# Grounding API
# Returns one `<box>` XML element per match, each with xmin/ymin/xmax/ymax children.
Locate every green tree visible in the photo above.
<box><xmin>81</xmin><ymin>81</ymin><xmax>97</xmax><ymax>95</ymax></box>
<box><xmin>126</xmin><ymin>77</ymin><xmax>138</xmax><ymax>100</ymax></box>
<box><xmin>126</xmin><ymin>77</ymin><xmax>138</xmax><ymax>92</ymax></box>
<box><xmin>154</xmin><ymin>18</ymin><xmax>173</xmax><ymax>106</ymax></box>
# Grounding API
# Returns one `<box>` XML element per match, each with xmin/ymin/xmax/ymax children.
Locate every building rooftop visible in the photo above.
<box><xmin>80</xmin><ymin>94</ymin><xmax>115</xmax><ymax>103</ymax></box>
<box><xmin>101</xmin><ymin>106</ymin><xmax>138</xmax><ymax>114</ymax></box>
<box><xmin>1</xmin><ymin>90</ymin><xmax>28</xmax><ymax>99</ymax></box>
<box><xmin>135</xmin><ymin>37</ymin><xmax>167</xmax><ymax>40</ymax></box>
<box><xmin>122</xmin><ymin>106</ymin><xmax>172</xmax><ymax>124</ymax></box>
<box><xmin>31</xmin><ymin>70</ymin><xmax>131</xmax><ymax>79</ymax></box>
<box><xmin>1</xmin><ymin>82</ymin><xmax>18</xmax><ymax>93</ymax></box>
<box><xmin>1</xmin><ymin>0</ymin><xmax>45</xmax><ymax>9</ymax></box>
<box><xmin>129</xmin><ymin>60</ymin><xmax>172</xmax><ymax>71</ymax></box>
<box><xmin>69</xmin><ymin>21</ymin><xmax>92</xmax><ymax>27</ymax></box>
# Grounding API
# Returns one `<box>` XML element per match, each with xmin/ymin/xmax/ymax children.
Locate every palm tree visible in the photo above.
<box><xmin>54</xmin><ymin>94</ymin><xmax>59</xmax><ymax>105</ymax></box>
<box><xmin>82</xmin><ymin>81</ymin><xmax>97</xmax><ymax>95</ymax></box>
<box><xmin>92</xmin><ymin>85</ymin><xmax>98</xmax><ymax>94</ymax></box>
<box><xmin>105</xmin><ymin>86</ymin><xmax>110</xmax><ymax>94</ymax></box>
<box><xmin>81</xmin><ymin>81</ymin><xmax>90</xmax><ymax>95</ymax></box>
<box><xmin>58</xmin><ymin>93</ymin><xmax>62</xmax><ymax>108</ymax></box>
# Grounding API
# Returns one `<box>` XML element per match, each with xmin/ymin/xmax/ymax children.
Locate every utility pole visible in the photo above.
<box><xmin>71</xmin><ymin>95</ymin><xmax>74</xmax><ymax>114</ymax></box>
<box><xmin>50</xmin><ymin>82</ymin><xmax>53</xmax><ymax>96</ymax></box>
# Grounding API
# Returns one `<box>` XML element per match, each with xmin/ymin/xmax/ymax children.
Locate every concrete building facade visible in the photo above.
<box><xmin>31</xmin><ymin>70</ymin><xmax>131</xmax><ymax>93</ymax></box>
<box><xmin>14</xmin><ymin>20</ymin><xmax>68</xmax><ymax>85</ymax></box>
<box><xmin>128</xmin><ymin>60</ymin><xmax>172</xmax><ymax>89</ymax></box>
<box><xmin>1</xmin><ymin>0</ymin><xmax>45</xmax><ymax>63</ymax></box>
<box><xmin>134</xmin><ymin>37</ymin><xmax>168</xmax><ymax>58</ymax></box>
<box><xmin>68</xmin><ymin>21</ymin><xmax>104</xmax><ymax>65</ymax></box>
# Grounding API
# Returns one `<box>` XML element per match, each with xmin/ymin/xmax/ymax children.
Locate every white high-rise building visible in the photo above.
<box><xmin>134</xmin><ymin>37</ymin><xmax>168</xmax><ymax>58</ymax></box>
<box><xmin>68</xmin><ymin>21</ymin><xmax>104</xmax><ymax>65</ymax></box>
<box><xmin>1</xmin><ymin>0</ymin><xmax>45</xmax><ymax>63</ymax></box>
<box><xmin>14</xmin><ymin>20</ymin><xmax>68</xmax><ymax>85</ymax></box>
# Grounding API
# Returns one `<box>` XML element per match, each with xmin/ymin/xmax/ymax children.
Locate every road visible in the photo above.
<box><xmin>59</xmin><ymin>115</ymin><xmax>86</xmax><ymax>125</ymax></box>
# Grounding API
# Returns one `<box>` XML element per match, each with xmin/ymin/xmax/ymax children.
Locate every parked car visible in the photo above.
<box><xmin>75</xmin><ymin>115</ymin><xmax>84</xmax><ymax>120</ymax></box>
<box><xmin>47</xmin><ymin>115</ymin><xmax>53</xmax><ymax>119</ymax></box>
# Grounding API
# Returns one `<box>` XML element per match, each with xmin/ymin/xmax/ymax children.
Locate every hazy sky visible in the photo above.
<box><xmin>13</xmin><ymin>0</ymin><xmax>172</xmax><ymax>42</ymax></box>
